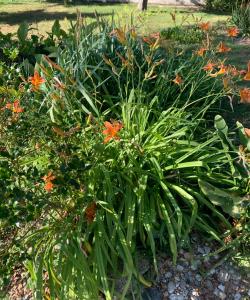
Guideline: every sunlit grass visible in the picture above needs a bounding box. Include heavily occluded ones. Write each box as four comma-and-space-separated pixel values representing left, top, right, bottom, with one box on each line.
0, 1, 229, 35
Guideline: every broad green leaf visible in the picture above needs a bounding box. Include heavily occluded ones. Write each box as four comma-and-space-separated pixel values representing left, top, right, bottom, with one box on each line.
17, 22, 29, 43
199, 180, 244, 218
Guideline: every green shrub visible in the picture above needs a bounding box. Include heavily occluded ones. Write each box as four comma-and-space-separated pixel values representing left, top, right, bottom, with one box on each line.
161, 26, 204, 45
0, 18, 249, 299
232, 3, 250, 36
205, 0, 250, 11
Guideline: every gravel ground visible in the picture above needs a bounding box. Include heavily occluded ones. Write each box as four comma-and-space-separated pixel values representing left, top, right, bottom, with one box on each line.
6, 235, 250, 300
142, 235, 250, 300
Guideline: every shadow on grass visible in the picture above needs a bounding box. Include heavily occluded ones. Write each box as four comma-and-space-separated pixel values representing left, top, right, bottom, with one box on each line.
0, 9, 111, 25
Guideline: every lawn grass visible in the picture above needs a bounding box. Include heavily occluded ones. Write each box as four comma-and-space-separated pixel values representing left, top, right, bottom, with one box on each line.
0, 1, 229, 35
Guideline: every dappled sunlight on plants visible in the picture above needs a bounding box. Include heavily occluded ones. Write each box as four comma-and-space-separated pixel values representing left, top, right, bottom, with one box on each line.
0, 9, 249, 300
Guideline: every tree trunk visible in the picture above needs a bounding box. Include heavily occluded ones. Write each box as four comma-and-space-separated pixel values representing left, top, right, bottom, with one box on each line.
138, 0, 148, 11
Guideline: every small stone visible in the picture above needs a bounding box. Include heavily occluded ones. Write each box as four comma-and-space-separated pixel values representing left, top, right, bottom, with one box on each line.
197, 246, 204, 254
142, 287, 163, 300
191, 289, 199, 297
218, 270, 230, 282
176, 265, 184, 272
191, 262, 198, 271
206, 281, 213, 290
195, 274, 202, 282
168, 281, 176, 294
169, 295, 184, 300
218, 284, 225, 292
165, 272, 172, 279
208, 268, 216, 276
179, 280, 187, 289
248, 289, 250, 296
183, 252, 192, 260
234, 293, 241, 300
218, 292, 226, 300
214, 288, 219, 296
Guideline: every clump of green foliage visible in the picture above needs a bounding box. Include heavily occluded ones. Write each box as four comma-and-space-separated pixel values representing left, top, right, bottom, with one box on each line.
205, 0, 249, 12
232, 2, 250, 36
0, 16, 249, 300
161, 26, 204, 45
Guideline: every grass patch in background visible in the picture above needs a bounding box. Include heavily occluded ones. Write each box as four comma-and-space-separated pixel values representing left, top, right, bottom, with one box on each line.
0, 1, 229, 35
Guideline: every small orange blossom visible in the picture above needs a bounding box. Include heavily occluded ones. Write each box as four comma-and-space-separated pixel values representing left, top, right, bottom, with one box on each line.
102, 120, 123, 144
173, 74, 183, 85
199, 22, 211, 31
203, 61, 216, 72
217, 42, 231, 53
227, 27, 239, 37
42, 171, 56, 192
28, 71, 46, 89
196, 47, 207, 57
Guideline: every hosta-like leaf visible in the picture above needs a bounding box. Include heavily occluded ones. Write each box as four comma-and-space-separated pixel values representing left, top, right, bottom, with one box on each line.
198, 179, 244, 218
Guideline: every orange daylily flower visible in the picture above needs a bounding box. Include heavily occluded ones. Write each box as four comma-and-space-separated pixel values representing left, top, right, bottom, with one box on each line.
13, 100, 24, 113
110, 28, 126, 44
44, 181, 54, 192
173, 74, 183, 85
130, 27, 137, 39
244, 128, 250, 138
5, 103, 12, 110
102, 120, 123, 144
240, 88, 250, 104
196, 47, 207, 57
243, 61, 250, 81
85, 202, 97, 223
227, 27, 239, 37
228, 66, 239, 77
2, 100, 24, 113
42, 171, 56, 192
210, 65, 228, 77
203, 61, 216, 71
28, 71, 46, 89
217, 42, 231, 53
199, 22, 211, 31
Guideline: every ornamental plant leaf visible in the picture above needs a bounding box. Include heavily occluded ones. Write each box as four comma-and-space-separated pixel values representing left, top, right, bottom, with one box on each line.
198, 179, 244, 218
17, 22, 29, 43
52, 20, 61, 37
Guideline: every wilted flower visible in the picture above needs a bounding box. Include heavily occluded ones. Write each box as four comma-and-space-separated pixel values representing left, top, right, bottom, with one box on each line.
243, 61, 250, 81
244, 128, 250, 138
85, 202, 97, 223
240, 88, 250, 103
217, 42, 231, 53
